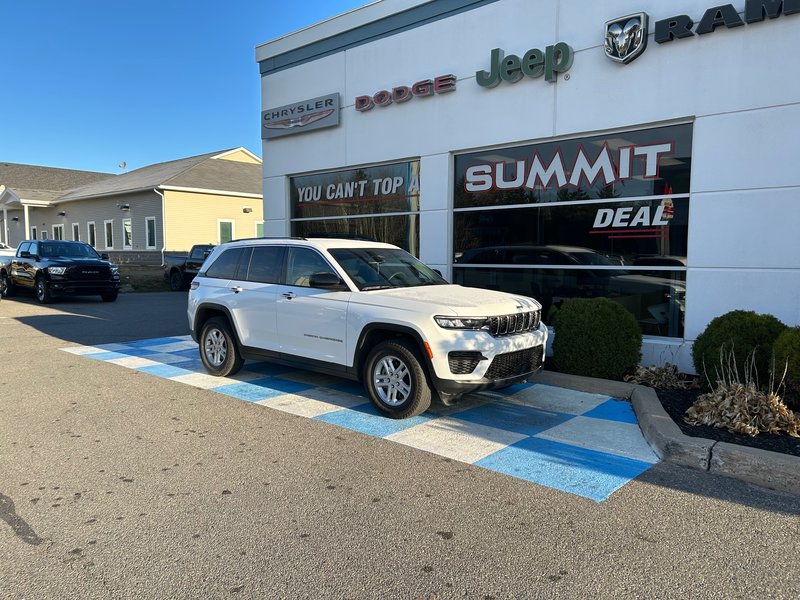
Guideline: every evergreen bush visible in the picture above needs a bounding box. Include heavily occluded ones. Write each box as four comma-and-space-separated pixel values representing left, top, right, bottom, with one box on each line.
692, 310, 787, 390
552, 297, 641, 380
774, 326, 800, 409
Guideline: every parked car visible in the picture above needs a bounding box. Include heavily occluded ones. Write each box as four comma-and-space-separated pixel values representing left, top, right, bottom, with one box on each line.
163, 244, 215, 291
0, 241, 16, 257
188, 238, 547, 419
0, 240, 120, 303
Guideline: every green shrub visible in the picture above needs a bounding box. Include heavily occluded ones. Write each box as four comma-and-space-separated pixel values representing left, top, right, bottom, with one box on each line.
552, 297, 641, 380
692, 310, 787, 390
774, 326, 800, 409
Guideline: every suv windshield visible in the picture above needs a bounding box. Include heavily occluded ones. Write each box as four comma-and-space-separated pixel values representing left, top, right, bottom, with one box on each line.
39, 243, 101, 259
329, 248, 447, 291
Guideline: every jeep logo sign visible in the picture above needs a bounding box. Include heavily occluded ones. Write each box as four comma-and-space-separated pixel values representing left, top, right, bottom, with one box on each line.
476, 43, 573, 87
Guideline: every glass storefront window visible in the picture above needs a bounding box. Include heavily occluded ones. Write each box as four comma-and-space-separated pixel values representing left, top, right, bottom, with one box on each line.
455, 124, 692, 208
290, 160, 421, 255
292, 215, 419, 255
453, 123, 692, 338
290, 161, 420, 219
454, 267, 686, 337
454, 197, 688, 266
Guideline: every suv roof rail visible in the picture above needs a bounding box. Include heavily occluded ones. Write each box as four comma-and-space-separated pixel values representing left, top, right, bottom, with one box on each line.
226, 236, 307, 244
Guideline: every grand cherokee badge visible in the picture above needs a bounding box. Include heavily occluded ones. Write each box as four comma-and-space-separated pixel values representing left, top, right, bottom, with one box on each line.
604, 13, 648, 64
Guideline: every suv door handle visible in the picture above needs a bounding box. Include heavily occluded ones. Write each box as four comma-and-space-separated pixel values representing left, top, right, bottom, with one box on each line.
282, 292, 296, 300
231, 286, 244, 293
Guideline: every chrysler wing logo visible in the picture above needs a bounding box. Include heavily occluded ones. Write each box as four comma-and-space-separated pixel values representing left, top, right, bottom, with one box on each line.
261, 93, 340, 140
604, 13, 648, 64
263, 109, 335, 130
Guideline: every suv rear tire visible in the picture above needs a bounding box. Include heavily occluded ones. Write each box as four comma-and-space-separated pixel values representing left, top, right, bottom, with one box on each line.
199, 316, 244, 377
364, 339, 431, 419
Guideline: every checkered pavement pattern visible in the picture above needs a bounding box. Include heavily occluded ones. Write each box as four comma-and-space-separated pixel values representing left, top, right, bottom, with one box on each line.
62, 335, 659, 502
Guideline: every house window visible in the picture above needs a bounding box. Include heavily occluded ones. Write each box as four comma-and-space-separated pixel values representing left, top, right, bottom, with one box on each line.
72, 223, 80, 241
87, 222, 96, 247
145, 217, 156, 249
218, 219, 234, 244
104, 219, 114, 249
255, 221, 264, 238
41, 231, 48, 240
122, 218, 132, 249
52, 224, 64, 240
30, 226, 37, 240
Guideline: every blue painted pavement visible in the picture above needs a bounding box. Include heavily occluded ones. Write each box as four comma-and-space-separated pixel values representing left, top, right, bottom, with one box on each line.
62, 335, 659, 502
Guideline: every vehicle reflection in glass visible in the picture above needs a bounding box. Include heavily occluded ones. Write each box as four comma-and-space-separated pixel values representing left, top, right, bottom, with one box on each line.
454, 245, 685, 337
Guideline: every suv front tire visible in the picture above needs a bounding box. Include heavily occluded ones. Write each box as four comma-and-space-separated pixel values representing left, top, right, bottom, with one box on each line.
364, 339, 432, 419
199, 317, 244, 377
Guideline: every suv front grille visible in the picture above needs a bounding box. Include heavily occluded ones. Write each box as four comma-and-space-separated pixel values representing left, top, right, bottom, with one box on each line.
485, 346, 544, 380
488, 311, 540, 336
448, 351, 484, 375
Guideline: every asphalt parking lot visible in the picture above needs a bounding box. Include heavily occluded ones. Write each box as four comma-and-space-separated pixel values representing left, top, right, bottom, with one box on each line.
2, 292, 799, 599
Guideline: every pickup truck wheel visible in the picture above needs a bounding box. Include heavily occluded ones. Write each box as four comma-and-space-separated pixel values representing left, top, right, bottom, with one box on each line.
0, 272, 10, 298
199, 317, 244, 377
35, 276, 53, 304
364, 339, 431, 419
101, 291, 118, 302
169, 270, 185, 292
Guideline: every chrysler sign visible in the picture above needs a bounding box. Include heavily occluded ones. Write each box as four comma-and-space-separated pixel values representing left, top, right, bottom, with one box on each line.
261, 93, 340, 139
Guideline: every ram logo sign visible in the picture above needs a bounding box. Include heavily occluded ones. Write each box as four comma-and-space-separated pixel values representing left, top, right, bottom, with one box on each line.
604, 13, 649, 64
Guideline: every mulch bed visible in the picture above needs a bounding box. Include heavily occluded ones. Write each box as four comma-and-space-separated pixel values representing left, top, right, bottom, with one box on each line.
656, 387, 800, 458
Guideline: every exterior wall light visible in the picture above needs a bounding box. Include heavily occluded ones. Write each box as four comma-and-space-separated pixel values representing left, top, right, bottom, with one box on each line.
58, 211, 67, 216
243, 207, 253, 213
120, 204, 130, 211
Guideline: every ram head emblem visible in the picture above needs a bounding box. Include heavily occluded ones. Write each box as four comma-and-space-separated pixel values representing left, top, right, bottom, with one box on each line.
604, 13, 649, 64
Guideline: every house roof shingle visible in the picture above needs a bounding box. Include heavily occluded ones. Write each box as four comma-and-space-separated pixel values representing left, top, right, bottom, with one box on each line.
0, 162, 115, 193
1, 149, 262, 206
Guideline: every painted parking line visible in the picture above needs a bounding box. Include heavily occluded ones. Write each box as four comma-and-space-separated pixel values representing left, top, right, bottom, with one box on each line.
62, 336, 659, 502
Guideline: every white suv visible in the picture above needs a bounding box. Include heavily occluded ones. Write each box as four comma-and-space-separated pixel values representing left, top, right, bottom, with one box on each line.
187, 238, 547, 419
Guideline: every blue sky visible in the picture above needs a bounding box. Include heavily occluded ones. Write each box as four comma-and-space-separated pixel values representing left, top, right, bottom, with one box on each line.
0, 0, 367, 173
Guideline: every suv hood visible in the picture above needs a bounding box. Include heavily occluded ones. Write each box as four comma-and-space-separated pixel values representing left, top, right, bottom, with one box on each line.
352, 284, 541, 316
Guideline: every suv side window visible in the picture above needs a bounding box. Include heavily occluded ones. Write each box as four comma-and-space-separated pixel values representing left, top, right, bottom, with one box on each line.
29, 242, 39, 257
286, 247, 336, 287
246, 246, 285, 284
205, 248, 245, 280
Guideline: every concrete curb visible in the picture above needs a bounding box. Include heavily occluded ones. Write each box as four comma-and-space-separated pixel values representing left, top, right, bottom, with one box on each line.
531, 371, 800, 496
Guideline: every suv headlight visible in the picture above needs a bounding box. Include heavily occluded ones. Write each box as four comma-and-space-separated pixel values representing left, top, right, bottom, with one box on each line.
48, 267, 67, 275
434, 316, 489, 330
110, 265, 119, 276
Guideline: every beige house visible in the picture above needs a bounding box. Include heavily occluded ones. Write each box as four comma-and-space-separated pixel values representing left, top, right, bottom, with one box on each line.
0, 148, 263, 264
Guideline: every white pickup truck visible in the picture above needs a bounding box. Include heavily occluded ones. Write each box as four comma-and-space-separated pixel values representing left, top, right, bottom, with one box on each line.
188, 238, 547, 418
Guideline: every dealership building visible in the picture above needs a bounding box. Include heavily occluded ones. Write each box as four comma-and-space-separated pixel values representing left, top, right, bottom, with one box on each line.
256, 0, 800, 373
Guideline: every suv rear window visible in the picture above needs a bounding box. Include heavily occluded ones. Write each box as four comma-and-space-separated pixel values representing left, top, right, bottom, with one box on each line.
246, 246, 285, 284
205, 248, 246, 280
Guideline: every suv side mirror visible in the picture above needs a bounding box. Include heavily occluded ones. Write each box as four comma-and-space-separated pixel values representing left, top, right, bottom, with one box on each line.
309, 272, 348, 291
19, 250, 31, 259
101, 253, 110, 260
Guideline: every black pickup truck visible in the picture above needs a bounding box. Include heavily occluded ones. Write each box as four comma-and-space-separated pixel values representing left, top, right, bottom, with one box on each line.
163, 244, 214, 291
0, 239, 120, 303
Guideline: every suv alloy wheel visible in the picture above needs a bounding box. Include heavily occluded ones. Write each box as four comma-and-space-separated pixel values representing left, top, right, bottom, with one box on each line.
364, 339, 432, 419
199, 316, 244, 377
